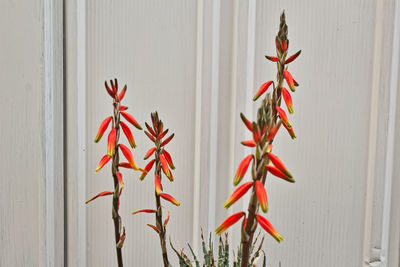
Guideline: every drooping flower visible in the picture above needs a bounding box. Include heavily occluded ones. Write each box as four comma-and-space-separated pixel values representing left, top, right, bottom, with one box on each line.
120, 121, 136, 148
276, 106, 291, 128
215, 211, 245, 235
155, 174, 162, 195
119, 144, 139, 170
159, 154, 171, 179
233, 155, 254, 186
256, 215, 283, 243
255, 181, 268, 213
121, 111, 142, 130
253, 81, 273, 101
94, 116, 112, 143
267, 152, 292, 178
85, 191, 113, 204
266, 165, 295, 183
107, 128, 117, 157
224, 181, 253, 209
162, 149, 175, 170
139, 159, 155, 180
283, 69, 295, 92
281, 87, 293, 114
96, 154, 111, 172
160, 193, 180, 206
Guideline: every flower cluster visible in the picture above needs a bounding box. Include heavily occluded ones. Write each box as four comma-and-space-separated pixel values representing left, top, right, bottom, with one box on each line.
131, 111, 179, 267
215, 12, 301, 267
86, 79, 142, 266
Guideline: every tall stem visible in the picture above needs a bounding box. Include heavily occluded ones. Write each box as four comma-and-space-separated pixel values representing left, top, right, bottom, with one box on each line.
154, 145, 170, 267
112, 100, 123, 267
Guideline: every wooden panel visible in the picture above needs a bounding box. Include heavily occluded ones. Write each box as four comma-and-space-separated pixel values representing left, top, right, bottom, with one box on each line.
0, 1, 46, 266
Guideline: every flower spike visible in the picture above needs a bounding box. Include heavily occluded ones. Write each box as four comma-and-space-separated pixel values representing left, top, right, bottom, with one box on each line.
234, 155, 254, 186
94, 116, 112, 143
281, 87, 294, 114
266, 165, 295, 183
120, 121, 136, 148
96, 155, 111, 172
253, 81, 273, 101
256, 215, 283, 243
121, 111, 142, 130
255, 181, 268, 213
160, 193, 180, 206
119, 144, 139, 170
224, 181, 253, 209
85, 191, 113, 204
283, 69, 296, 92
215, 212, 245, 235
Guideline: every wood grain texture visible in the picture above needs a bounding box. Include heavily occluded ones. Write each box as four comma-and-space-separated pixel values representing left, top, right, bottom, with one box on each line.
0, 1, 46, 266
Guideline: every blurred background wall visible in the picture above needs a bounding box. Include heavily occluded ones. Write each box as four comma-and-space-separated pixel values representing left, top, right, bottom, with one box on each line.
1, 0, 400, 266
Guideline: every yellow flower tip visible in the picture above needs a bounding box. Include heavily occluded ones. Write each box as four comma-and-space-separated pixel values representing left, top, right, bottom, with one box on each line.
275, 234, 284, 243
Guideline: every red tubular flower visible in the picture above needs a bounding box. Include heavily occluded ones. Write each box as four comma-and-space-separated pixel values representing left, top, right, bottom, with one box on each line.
215, 211, 245, 235
120, 105, 128, 111
267, 121, 281, 142
240, 113, 253, 132
255, 181, 268, 213
96, 155, 111, 172
155, 174, 163, 195
281, 87, 294, 114
119, 144, 139, 170
283, 69, 295, 92
162, 150, 175, 170
120, 121, 136, 148
234, 155, 254, 186
253, 81, 273, 101
145, 122, 156, 137
163, 211, 170, 226
94, 116, 112, 143
160, 134, 174, 147
117, 85, 127, 101
159, 154, 171, 179
140, 159, 155, 180
160, 193, 180, 206
265, 55, 280, 62
267, 152, 292, 178
104, 81, 115, 98
119, 162, 132, 169
107, 128, 116, 157
285, 50, 301, 64
276, 106, 291, 128
157, 129, 169, 140
85, 191, 113, 204
166, 171, 174, 182
147, 224, 161, 234
144, 147, 156, 160
223, 181, 253, 209
256, 215, 283, 243
282, 120, 296, 139
266, 165, 295, 183
121, 111, 142, 130
241, 140, 256, 147
131, 209, 156, 215
117, 172, 124, 189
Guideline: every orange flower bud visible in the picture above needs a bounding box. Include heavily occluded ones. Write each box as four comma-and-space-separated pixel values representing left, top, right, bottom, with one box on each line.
120, 121, 136, 148
266, 165, 295, 183
119, 144, 139, 170
255, 181, 268, 213
85, 191, 113, 204
283, 69, 295, 92
155, 174, 162, 195
157, 129, 169, 140
117, 85, 127, 102
110, 79, 118, 94
131, 209, 156, 215
233, 155, 254, 186
256, 215, 283, 243
281, 87, 293, 114
267, 152, 292, 178
276, 106, 291, 128
147, 224, 161, 234
121, 111, 142, 130
265, 55, 279, 62
144, 147, 156, 160
160, 193, 180, 206
284, 50, 301, 64
94, 116, 112, 143
162, 149, 175, 170
104, 81, 115, 98
160, 133, 174, 147
253, 81, 273, 101
240, 113, 253, 132
215, 211, 245, 235
145, 122, 156, 137
159, 154, 171, 179
107, 128, 116, 157
96, 155, 111, 172
120, 105, 128, 111
140, 159, 155, 180
241, 140, 256, 147
224, 181, 253, 209
282, 120, 296, 139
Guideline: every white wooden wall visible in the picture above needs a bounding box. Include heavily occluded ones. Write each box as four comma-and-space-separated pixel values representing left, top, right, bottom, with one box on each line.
1, 0, 399, 266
